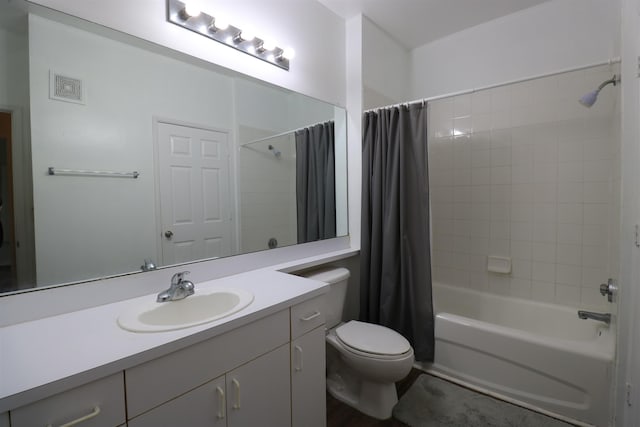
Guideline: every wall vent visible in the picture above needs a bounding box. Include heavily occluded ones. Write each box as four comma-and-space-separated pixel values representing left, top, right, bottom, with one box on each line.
49, 70, 85, 104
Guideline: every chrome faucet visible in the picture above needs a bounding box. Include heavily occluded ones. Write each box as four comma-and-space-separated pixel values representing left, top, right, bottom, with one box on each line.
157, 271, 195, 302
578, 310, 611, 325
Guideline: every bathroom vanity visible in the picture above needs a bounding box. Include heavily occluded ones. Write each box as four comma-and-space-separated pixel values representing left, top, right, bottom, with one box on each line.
0, 269, 329, 427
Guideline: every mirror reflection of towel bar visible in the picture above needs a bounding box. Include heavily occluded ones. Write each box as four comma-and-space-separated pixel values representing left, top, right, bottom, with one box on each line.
48, 167, 139, 179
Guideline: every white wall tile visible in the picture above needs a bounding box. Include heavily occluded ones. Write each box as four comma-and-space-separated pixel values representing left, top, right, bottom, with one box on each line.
534, 203, 557, 223
556, 264, 581, 285
511, 221, 533, 241
555, 284, 580, 306
534, 163, 558, 183
512, 259, 532, 279
557, 223, 582, 245
582, 224, 607, 246
558, 203, 583, 224
427, 69, 618, 308
556, 244, 582, 265
532, 242, 556, 263
511, 240, 533, 260
558, 162, 582, 182
453, 220, 473, 237
532, 222, 556, 243
583, 160, 610, 182
532, 261, 556, 282
472, 91, 492, 114
582, 245, 608, 269
470, 220, 491, 238
472, 149, 491, 168
511, 184, 534, 203
511, 203, 533, 222
510, 278, 532, 298
491, 166, 511, 185
471, 168, 491, 186
491, 147, 511, 166
558, 182, 583, 203
533, 183, 557, 203
454, 94, 472, 117
531, 281, 555, 303
583, 203, 609, 225
583, 182, 609, 203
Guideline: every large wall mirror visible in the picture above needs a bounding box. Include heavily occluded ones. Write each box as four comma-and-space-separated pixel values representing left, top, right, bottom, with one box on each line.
0, 1, 348, 295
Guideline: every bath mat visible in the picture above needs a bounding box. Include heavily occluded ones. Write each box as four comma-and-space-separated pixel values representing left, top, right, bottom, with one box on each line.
393, 374, 575, 427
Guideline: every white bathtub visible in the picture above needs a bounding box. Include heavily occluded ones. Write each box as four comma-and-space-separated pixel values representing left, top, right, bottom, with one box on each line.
419, 283, 615, 427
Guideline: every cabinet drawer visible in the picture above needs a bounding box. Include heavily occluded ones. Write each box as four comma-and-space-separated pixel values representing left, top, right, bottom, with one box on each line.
11, 373, 125, 427
126, 309, 289, 418
128, 376, 226, 427
291, 295, 325, 340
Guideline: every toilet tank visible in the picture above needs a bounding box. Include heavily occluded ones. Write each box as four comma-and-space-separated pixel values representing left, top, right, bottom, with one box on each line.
301, 267, 350, 329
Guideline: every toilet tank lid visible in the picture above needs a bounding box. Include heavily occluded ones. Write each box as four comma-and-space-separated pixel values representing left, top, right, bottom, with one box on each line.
336, 320, 411, 355
301, 267, 350, 284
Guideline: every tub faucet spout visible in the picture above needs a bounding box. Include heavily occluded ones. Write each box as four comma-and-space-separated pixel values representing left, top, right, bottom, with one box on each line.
577, 310, 611, 325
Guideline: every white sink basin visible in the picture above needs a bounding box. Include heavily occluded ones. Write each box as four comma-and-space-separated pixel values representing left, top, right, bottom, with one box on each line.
118, 287, 254, 332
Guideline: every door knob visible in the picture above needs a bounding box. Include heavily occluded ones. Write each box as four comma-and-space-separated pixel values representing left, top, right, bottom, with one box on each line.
164, 230, 173, 239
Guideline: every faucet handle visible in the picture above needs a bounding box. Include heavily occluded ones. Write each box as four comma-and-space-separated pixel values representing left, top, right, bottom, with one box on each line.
171, 271, 191, 285
600, 278, 617, 303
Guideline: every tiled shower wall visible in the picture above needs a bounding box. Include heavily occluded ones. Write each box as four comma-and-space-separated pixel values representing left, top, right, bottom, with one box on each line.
428, 64, 620, 311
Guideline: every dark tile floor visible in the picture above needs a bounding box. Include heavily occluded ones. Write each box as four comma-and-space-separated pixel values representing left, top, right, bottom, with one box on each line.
326, 368, 421, 427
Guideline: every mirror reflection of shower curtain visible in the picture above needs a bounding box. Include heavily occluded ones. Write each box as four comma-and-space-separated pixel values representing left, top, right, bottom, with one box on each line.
295, 121, 336, 243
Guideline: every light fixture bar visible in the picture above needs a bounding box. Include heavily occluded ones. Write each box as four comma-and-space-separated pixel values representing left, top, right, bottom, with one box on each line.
167, 0, 290, 71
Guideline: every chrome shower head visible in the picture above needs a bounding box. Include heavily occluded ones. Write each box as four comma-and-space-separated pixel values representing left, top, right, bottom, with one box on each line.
268, 144, 281, 158
579, 74, 619, 108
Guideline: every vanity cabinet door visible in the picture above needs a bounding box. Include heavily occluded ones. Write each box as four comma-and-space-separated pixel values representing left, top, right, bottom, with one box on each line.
128, 376, 226, 427
10, 372, 125, 427
291, 326, 326, 427
0, 412, 9, 427
226, 344, 291, 427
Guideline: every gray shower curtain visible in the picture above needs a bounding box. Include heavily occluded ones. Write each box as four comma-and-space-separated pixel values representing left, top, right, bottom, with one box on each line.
360, 103, 434, 362
295, 121, 336, 244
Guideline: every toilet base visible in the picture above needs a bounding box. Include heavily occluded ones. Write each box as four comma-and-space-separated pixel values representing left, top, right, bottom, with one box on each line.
327, 369, 399, 420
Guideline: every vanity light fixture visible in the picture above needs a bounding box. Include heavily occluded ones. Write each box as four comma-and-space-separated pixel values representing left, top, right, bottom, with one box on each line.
167, 0, 291, 71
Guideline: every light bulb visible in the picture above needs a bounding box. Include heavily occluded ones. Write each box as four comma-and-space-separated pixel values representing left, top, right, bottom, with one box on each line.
183, 3, 201, 18
215, 17, 229, 31
240, 29, 255, 42
261, 40, 276, 51
281, 48, 295, 60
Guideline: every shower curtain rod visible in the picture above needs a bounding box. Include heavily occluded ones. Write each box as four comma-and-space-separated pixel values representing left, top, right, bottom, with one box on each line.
240, 120, 334, 147
364, 57, 622, 113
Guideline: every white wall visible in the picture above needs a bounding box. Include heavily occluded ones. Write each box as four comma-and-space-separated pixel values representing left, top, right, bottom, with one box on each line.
362, 17, 410, 109
28, 0, 347, 108
29, 14, 235, 285
411, 0, 621, 99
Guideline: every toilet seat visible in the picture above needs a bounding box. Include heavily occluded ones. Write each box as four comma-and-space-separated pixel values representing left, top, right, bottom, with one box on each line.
335, 321, 411, 359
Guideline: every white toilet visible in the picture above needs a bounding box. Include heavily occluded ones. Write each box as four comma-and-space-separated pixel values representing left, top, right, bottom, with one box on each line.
302, 267, 415, 420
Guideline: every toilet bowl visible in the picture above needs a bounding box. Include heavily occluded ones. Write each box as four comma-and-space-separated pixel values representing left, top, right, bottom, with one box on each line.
300, 267, 415, 420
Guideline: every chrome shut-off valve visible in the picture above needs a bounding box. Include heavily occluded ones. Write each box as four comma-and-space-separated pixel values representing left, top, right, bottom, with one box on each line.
600, 278, 617, 303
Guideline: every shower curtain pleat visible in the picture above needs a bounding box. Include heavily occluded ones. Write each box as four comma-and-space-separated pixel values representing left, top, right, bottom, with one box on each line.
295, 121, 336, 243
360, 103, 434, 362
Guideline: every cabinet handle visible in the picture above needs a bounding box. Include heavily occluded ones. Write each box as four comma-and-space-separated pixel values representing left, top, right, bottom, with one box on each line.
46, 406, 101, 427
300, 311, 321, 322
232, 378, 241, 409
216, 386, 226, 419
294, 345, 304, 372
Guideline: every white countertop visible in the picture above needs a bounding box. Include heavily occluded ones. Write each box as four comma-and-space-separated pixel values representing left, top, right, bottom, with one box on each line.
0, 268, 330, 412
